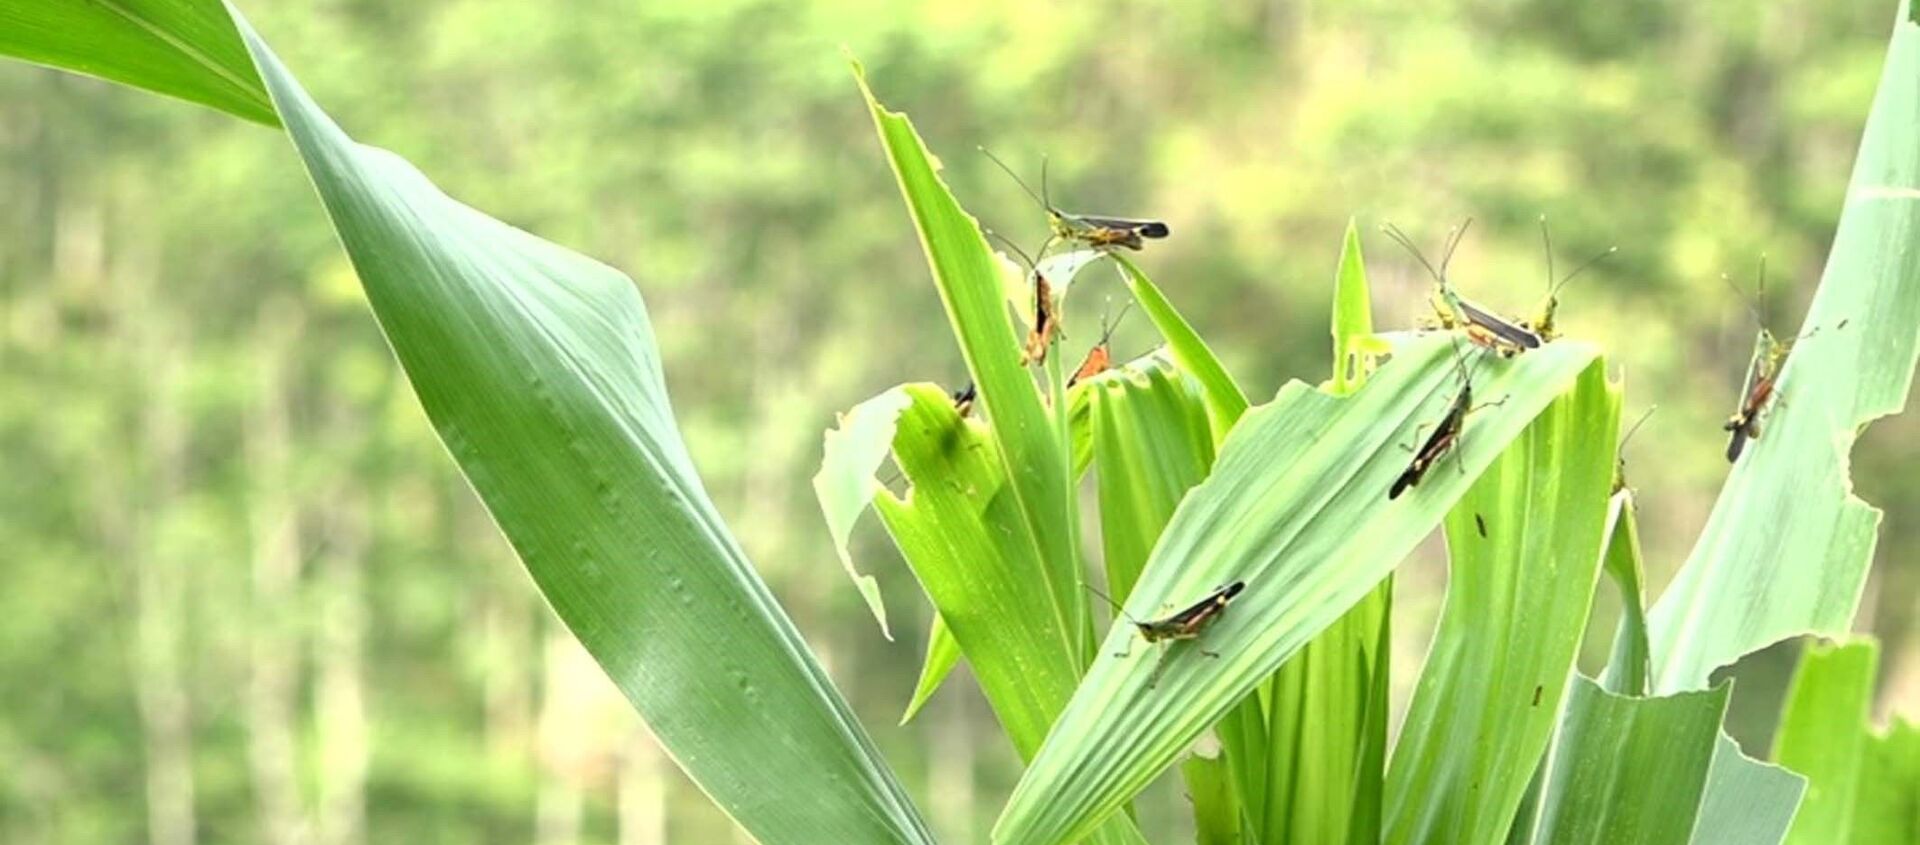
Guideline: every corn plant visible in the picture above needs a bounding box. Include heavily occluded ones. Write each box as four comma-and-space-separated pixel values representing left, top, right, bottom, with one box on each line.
3, 1, 1917, 843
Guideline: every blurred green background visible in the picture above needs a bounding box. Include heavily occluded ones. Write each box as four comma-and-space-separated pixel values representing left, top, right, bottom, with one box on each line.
1, 0, 1914, 842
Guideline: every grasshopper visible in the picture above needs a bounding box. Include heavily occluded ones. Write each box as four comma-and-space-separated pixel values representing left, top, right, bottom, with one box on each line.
1068, 299, 1134, 388
981, 147, 1169, 253
1087, 581, 1245, 689
1721, 259, 1799, 463
987, 230, 1063, 365
1527, 214, 1617, 342
1390, 340, 1507, 500
1384, 219, 1544, 356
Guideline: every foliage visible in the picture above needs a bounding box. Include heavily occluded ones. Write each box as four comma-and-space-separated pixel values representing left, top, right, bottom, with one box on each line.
1, 1, 1918, 844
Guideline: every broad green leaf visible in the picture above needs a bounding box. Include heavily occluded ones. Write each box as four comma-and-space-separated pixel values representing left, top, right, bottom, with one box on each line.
1181, 749, 1243, 845
1530, 678, 1730, 845
814, 385, 913, 638
235, 17, 932, 844
1089, 354, 1215, 600
900, 614, 961, 725
1222, 220, 1389, 845
1852, 718, 1920, 844
868, 384, 1147, 845
1112, 255, 1250, 438
1598, 490, 1653, 695
0, 0, 274, 124
1775, 638, 1879, 844
858, 67, 1089, 675
993, 336, 1601, 845
1385, 365, 1619, 845
1647, 1, 1920, 694
857, 75, 1154, 844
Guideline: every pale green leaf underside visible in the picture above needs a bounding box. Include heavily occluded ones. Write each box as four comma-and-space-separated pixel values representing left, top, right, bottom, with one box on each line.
1648, 2, 1920, 695
814, 386, 914, 638
0, 0, 274, 124
235, 16, 932, 844
994, 336, 1601, 845
1688, 735, 1804, 845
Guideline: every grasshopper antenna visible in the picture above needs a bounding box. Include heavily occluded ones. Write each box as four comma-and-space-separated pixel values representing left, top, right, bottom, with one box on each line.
1382, 222, 1447, 285
1439, 217, 1474, 280
1554, 246, 1617, 297
1620, 405, 1657, 451
1040, 153, 1052, 211
1082, 582, 1141, 625
1099, 297, 1134, 346
1720, 259, 1769, 330
1541, 214, 1556, 294
979, 146, 1049, 213
983, 227, 1039, 275
1449, 334, 1481, 384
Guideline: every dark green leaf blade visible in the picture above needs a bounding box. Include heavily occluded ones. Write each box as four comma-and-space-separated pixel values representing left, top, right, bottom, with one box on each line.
235, 17, 932, 843
0, 0, 274, 124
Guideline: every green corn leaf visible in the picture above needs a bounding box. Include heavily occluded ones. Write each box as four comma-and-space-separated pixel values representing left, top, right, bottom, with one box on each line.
1384, 365, 1620, 844
1851, 718, 1920, 844
1646, 0, 1920, 695
0, 0, 274, 124
1221, 219, 1389, 845
1112, 255, 1250, 438
1181, 750, 1244, 845
1089, 353, 1216, 601
1775, 639, 1880, 844
857, 65, 1090, 678
1529, 678, 1731, 845
814, 385, 913, 638
231, 14, 933, 844
900, 614, 962, 725
869, 383, 1147, 845
993, 337, 1601, 845
1598, 490, 1653, 695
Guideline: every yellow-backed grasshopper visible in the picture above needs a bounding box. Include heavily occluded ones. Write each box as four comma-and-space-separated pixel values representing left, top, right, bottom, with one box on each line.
982, 147, 1168, 253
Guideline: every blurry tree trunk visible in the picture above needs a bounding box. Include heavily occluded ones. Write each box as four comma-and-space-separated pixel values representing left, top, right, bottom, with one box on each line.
313, 488, 368, 845
245, 302, 313, 845
480, 567, 536, 761
534, 627, 594, 845
617, 724, 668, 845
111, 226, 199, 845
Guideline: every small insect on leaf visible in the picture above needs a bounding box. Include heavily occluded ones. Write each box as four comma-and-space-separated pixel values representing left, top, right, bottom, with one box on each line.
1474, 513, 1488, 538
1530, 214, 1616, 342
1384, 219, 1543, 357
1390, 339, 1508, 500
1068, 299, 1134, 388
1719, 258, 1796, 464
1085, 581, 1246, 689
980, 147, 1169, 253
950, 380, 977, 418
1613, 405, 1656, 493
987, 230, 1063, 365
